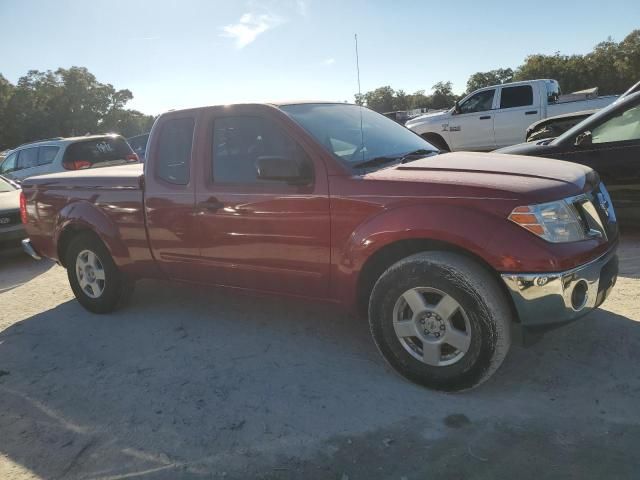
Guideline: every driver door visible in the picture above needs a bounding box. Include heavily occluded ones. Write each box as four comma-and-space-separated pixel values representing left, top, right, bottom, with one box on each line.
449, 88, 497, 151
192, 106, 331, 298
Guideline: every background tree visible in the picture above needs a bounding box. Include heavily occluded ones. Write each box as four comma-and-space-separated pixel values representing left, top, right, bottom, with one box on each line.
0, 67, 154, 150
465, 68, 514, 93
355, 29, 639, 113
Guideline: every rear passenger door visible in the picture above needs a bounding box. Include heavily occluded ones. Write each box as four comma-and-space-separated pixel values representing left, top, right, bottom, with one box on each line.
144, 113, 201, 281
493, 84, 541, 148
193, 105, 331, 298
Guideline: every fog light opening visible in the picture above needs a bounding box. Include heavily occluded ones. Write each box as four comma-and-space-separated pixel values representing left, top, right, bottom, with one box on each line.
571, 280, 589, 311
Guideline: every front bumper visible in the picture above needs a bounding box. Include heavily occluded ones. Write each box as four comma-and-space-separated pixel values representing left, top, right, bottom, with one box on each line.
501, 248, 618, 329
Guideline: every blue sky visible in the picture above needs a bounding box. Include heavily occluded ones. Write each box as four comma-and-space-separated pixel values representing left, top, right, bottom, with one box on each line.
1, 0, 639, 115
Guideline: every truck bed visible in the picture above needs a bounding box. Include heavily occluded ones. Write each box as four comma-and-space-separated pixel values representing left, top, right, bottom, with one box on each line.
22, 164, 154, 273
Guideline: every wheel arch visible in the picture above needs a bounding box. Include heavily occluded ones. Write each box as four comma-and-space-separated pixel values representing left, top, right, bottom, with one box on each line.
355, 237, 519, 323
54, 201, 129, 269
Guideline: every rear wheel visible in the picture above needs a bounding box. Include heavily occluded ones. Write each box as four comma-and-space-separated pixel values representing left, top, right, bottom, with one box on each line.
368, 251, 511, 391
66, 232, 133, 313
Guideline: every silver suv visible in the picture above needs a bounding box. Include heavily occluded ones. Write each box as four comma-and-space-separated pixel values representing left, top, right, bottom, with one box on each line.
0, 135, 138, 181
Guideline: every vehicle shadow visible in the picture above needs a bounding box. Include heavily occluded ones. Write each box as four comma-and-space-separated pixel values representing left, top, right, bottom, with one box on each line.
0, 249, 54, 293
1, 277, 639, 479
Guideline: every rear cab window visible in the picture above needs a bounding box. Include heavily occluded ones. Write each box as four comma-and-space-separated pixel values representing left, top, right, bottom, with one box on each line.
500, 85, 534, 109
63, 136, 136, 170
156, 118, 194, 185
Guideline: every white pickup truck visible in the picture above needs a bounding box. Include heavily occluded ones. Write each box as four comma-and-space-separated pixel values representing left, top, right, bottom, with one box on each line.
405, 79, 618, 151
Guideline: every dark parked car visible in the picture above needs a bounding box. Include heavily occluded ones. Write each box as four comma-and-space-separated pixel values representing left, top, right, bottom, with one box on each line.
526, 109, 595, 142
0, 175, 26, 249
497, 91, 640, 225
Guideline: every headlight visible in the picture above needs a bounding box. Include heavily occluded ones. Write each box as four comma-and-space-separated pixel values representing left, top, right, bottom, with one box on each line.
509, 199, 586, 243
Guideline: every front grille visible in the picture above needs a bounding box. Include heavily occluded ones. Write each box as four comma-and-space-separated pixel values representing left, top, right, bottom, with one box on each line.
0, 210, 20, 227
569, 183, 618, 241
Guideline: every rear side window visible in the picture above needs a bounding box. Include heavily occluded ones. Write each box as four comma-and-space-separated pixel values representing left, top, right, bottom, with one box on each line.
156, 118, 194, 185
38, 146, 59, 165
500, 85, 534, 108
17, 148, 39, 169
63, 137, 134, 169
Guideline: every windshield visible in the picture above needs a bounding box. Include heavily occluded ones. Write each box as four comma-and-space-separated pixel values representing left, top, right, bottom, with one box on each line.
553, 92, 640, 145
280, 103, 436, 169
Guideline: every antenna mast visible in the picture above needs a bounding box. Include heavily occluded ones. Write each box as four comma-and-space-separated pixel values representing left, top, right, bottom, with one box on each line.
355, 34, 365, 160
355, 34, 362, 98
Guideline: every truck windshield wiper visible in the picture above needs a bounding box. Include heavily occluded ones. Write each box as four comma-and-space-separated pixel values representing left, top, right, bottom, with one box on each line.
398, 149, 439, 163
352, 149, 438, 170
351, 155, 399, 170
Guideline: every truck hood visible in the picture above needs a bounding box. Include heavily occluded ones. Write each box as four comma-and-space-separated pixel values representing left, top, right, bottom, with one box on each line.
363, 151, 595, 204
406, 109, 451, 126
21, 163, 144, 190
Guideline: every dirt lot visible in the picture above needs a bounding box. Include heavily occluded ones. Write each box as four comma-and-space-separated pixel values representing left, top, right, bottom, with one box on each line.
1, 235, 639, 480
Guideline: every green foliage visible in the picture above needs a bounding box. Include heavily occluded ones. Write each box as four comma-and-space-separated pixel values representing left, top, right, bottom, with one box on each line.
514, 30, 639, 95
357, 29, 640, 112
356, 82, 461, 113
0, 67, 154, 149
466, 68, 514, 93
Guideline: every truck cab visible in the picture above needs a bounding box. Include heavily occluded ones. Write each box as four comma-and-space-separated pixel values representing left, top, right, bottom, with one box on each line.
406, 79, 618, 151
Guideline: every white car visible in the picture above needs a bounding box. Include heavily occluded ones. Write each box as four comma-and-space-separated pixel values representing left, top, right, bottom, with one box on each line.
0, 135, 139, 181
406, 79, 618, 151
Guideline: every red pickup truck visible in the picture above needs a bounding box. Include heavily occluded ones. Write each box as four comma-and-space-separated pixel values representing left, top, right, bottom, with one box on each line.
20, 102, 619, 391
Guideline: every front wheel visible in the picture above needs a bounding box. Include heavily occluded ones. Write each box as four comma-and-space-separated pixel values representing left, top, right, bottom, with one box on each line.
66, 232, 134, 313
368, 251, 511, 392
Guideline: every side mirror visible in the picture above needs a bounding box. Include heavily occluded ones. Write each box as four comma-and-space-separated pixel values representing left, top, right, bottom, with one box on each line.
453, 101, 461, 115
256, 155, 311, 185
574, 130, 593, 147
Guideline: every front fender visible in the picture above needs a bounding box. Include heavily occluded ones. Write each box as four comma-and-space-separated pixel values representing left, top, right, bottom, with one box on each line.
332, 203, 501, 307
54, 200, 131, 267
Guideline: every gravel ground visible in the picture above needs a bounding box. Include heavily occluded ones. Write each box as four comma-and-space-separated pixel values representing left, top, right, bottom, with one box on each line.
0, 235, 639, 480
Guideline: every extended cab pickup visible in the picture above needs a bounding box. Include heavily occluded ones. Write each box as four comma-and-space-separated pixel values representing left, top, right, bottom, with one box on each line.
20, 102, 619, 391
406, 79, 618, 151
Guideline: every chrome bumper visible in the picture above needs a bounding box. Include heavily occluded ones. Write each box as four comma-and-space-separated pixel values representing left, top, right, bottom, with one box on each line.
501, 249, 618, 328
21, 238, 42, 260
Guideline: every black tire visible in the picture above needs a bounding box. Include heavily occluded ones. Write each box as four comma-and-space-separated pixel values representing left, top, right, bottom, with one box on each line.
422, 134, 450, 152
368, 251, 511, 392
65, 232, 134, 314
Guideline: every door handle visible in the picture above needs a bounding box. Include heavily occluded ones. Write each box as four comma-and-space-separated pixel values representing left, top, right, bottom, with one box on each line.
199, 197, 225, 212
525, 110, 538, 115
479, 115, 491, 120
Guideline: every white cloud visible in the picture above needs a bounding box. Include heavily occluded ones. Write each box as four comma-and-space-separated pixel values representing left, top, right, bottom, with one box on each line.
322, 57, 335, 66
221, 12, 283, 49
